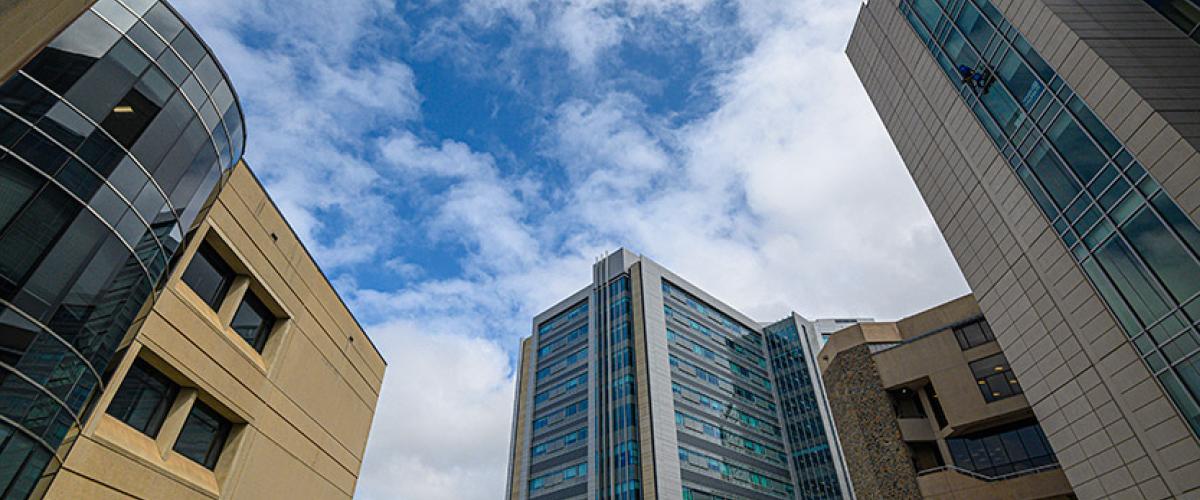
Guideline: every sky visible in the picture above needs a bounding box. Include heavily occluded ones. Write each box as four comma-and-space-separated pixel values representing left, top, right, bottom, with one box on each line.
171, 0, 971, 498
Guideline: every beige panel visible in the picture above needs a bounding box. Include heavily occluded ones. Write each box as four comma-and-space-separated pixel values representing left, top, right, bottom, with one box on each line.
51, 162, 386, 499
0, 0, 93, 80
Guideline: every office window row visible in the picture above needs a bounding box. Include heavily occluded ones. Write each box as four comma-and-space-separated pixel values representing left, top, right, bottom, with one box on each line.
106, 359, 232, 469
180, 241, 278, 353
947, 420, 1056, 477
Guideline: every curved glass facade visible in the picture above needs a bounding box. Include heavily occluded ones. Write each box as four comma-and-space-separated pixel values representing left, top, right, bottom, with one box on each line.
899, 0, 1200, 437
0, 0, 243, 495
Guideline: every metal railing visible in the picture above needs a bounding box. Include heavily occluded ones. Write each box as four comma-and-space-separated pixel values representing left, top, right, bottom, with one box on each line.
916, 463, 1061, 482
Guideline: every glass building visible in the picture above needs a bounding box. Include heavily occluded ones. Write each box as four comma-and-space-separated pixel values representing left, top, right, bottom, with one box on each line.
848, 0, 1200, 497
505, 249, 857, 499
0, 0, 243, 496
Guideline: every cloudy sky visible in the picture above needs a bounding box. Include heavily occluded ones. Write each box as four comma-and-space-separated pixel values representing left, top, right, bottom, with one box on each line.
172, 0, 970, 498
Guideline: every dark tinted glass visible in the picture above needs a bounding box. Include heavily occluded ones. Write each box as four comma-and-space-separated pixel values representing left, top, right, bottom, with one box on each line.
947, 420, 1056, 477
99, 88, 162, 148
970, 353, 1022, 402
230, 292, 275, 352
172, 401, 230, 469
954, 320, 996, 350
106, 359, 178, 437
180, 243, 232, 309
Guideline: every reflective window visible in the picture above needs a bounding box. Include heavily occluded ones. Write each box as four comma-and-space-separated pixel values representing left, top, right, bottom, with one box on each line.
172, 400, 231, 469
230, 291, 275, 353
947, 420, 1056, 476
970, 353, 1022, 402
180, 242, 233, 310
106, 359, 178, 437
0, 1, 246, 493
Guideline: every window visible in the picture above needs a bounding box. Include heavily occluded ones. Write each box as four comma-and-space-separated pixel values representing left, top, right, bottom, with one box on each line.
229, 291, 275, 352
970, 354, 1022, 402
181, 243, 233, 309
947, 420, 1056, 476
953, 320, 995, 350
107, 359, 179, 437
173, 400, 231, 469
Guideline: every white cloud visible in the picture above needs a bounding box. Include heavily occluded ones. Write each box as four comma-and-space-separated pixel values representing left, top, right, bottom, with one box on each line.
355, 324, 515, 500
172, 0, 971, 499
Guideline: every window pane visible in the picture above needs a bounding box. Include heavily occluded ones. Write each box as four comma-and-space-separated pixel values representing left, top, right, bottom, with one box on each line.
180, 243, 232, 309
106, 359, 178, 437
230, 292, 274, 352
172, 400, 230, 469
1122, 205, 1200, 304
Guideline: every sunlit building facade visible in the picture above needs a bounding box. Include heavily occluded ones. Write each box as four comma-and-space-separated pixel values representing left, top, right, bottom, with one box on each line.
848, 0, 1200, 497
0, 1, 385, 498
506, 249, 856, 500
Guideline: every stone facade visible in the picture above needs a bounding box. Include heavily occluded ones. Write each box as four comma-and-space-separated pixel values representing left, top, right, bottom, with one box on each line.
823, 345, 921, 500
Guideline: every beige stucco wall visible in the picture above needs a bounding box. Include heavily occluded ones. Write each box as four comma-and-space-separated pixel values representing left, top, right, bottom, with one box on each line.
0, 0, 93, 81
43, 162, 386, 499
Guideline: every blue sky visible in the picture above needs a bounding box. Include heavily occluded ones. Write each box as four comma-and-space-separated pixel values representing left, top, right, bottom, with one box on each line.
173, 0, 970, 497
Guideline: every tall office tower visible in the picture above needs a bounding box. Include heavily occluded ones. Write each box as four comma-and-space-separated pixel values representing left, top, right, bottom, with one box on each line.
818, 295, 1074, 499
847, 0, 1200, 498
0, 1, 386, 498
506, 249, 856, 500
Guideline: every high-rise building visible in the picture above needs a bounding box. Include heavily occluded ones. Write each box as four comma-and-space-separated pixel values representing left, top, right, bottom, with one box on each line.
847, 0, 1200, 498
0, 1, 386, 498
818, 295, 1074, 499
506, 249, 856, 500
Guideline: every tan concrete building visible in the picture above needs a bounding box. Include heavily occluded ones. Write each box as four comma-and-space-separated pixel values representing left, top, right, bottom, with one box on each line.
38, 162, 387, 499
819, 295, 1074, 500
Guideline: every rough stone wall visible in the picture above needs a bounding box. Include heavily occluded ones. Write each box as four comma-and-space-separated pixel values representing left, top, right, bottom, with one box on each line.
823, 346, 921, 500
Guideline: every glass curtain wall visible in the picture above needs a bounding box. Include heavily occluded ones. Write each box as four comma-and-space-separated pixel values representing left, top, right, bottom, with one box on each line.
595, 275, 641, 499
764, 320, 843, 499
899, 0, 1200, 436
0, 0, 244, 496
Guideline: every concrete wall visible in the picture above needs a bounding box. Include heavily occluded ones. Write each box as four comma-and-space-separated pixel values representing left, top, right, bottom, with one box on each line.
0, 0, 93, 81
847, 1, 1200, 497
44, 162, 386, 499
